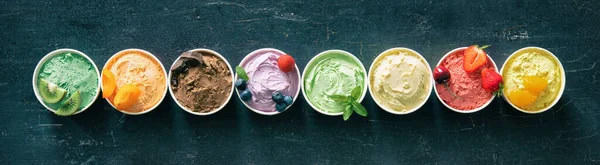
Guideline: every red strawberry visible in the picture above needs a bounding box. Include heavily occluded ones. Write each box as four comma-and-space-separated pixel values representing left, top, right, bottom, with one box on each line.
277, 54, 295, 73
463, 45, 490, 73
481, 67, 503, 96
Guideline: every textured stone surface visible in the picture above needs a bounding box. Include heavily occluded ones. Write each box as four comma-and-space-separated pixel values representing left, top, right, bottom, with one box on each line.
1, 0, 599, 164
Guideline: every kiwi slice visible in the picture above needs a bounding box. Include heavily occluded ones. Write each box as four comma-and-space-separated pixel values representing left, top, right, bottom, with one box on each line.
55, 90, 81, 116
38, 78, 66, 104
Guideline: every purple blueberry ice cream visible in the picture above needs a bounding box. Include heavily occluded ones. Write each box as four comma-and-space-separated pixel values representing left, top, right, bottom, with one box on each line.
239, 49, 300, 112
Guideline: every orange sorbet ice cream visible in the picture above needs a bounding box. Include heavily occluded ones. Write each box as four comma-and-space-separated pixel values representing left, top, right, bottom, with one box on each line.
103, 49, 167, 113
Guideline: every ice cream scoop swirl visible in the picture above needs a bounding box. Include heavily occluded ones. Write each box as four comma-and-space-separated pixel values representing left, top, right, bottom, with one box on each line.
370, 52, 431, 111
242, 51, 299, 112
304, 55, 365, 113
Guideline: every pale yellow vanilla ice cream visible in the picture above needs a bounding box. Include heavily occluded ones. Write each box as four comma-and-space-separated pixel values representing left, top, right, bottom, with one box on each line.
369, 49, 432, 112
104, 50, 167, 113
503, 48, 563, 111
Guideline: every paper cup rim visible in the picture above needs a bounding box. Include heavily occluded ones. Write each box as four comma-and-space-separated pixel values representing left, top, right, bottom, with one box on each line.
101, 49, 168, 115
301, 49, 368, 116
235, 48, 301, 115
168, 49, 235, 116
500, 46, 566, 114
368, 47, 433, 115
433, 47, 497, 114
32, 48, 101, 116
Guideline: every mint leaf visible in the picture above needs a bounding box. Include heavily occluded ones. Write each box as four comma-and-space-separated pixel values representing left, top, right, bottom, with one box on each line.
343, 104, 353, 121
330, 87, 366, 121
350, 86, 361, 100
236, 66, 249, 81
330, 95, 350, 102
352, 101, 367, 117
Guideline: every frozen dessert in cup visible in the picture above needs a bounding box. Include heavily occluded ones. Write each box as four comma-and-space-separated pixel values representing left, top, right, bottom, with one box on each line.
235, 48, 301, 115
32, 49, 101, 116
368, 48, 432, 115
302, 50, 368, 118
433, 46, 500, 113
101, 49, 167, 115
168, 49, 234, 115
501, 47, 565, 114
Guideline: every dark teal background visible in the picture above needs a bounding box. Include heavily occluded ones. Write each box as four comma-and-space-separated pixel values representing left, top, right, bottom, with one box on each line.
1, 0, 599, 164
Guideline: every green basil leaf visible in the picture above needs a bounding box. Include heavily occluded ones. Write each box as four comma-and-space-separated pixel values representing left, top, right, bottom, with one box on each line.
352, 101, 367, 117
351, 86, 361, 100
329, 95, 350, 102
343, 104, 353, 121
236, 66, 249, 81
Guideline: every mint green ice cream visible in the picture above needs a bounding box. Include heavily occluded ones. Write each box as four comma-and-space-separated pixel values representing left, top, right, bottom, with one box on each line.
37, 52, 99, 111
303, 51, 366, 113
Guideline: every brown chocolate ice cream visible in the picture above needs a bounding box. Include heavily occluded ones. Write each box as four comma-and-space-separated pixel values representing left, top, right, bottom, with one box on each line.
170, 50, 233, 113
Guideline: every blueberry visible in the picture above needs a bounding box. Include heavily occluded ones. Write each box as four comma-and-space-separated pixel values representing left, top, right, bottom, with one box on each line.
275, 102, 287, 112
271, 91, 284, 103
235, 79, 247, 90
240, 89, 252, 101
283, 96, 293, 106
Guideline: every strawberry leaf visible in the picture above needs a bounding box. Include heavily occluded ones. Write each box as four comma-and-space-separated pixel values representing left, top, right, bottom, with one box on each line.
235, 66, 249, 81
493, 83, 504, 97
479, 45, 491, 50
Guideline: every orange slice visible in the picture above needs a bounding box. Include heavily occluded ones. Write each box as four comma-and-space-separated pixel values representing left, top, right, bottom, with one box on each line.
102, 69, 117, 98
522, 76, 548, 94
113, 84, 141, 110
507, 89, 537, 108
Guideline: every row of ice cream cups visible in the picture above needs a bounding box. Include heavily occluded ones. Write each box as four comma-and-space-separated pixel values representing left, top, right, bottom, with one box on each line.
32, 47, 565, 117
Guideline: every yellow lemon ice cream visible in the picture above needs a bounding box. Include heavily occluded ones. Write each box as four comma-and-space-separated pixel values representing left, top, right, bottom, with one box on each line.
369, 49, 432, 112
104, 49, 167, 113
502, 48, 564, 111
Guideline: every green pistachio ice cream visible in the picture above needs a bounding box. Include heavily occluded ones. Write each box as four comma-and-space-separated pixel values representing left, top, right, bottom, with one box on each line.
303, 51, 366, 113
37, 52, 99, 111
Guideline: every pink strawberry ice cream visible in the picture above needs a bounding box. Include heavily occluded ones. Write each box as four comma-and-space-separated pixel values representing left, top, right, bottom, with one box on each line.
239, 49, 300, 112
435, 49, 494, 110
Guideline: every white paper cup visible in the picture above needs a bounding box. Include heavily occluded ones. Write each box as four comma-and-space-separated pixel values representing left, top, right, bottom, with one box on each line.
368, 48, 433, 115
501, 47, 566, 114
32, 49, 101, 116
433, 47, 498, 113
236, 48, 301, 115
168, 49, 234, 116
302, 50, 368, 116
102, 49, 168, 115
